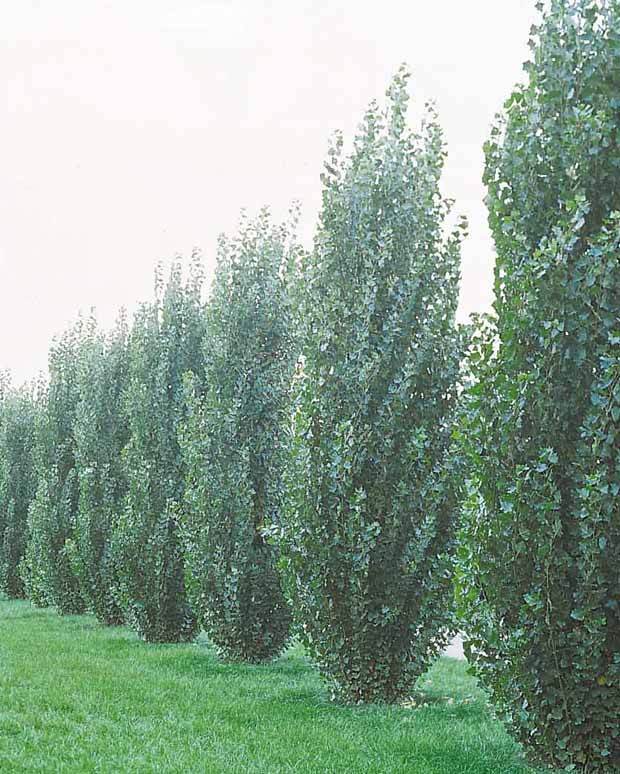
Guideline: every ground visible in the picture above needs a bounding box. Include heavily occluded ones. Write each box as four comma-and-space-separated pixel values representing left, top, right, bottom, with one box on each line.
0, 599, 552, 773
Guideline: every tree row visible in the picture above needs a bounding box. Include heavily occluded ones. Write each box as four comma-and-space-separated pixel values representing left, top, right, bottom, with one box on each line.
1, 2, 618, 770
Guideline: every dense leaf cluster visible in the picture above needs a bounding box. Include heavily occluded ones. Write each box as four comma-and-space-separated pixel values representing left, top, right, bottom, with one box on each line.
22, 322, 87, 613
111, 261, 205, 642
0, 377, 38, 598
278, 69, 466, 703
181, 211, 297, 662
457, 1, 620, 770
70, 316, 129, 626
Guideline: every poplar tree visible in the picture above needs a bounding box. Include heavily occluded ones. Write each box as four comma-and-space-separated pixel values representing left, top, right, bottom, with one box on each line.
279, 69, 465, 702
181, 211, 297, 662
70, 314, 129, 625
22, 321, 88, 613
0, 381, 38, 598
112, 261, 204, 642
457, 2, 620, 769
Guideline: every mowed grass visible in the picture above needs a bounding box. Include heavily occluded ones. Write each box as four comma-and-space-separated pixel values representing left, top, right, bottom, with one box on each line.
0, 599, 550, 774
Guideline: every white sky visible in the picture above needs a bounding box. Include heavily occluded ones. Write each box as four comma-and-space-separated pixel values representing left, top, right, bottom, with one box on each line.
1, 0, 537, 382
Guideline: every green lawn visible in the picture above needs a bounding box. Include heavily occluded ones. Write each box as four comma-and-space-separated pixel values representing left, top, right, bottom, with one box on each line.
0, 599, 550, 773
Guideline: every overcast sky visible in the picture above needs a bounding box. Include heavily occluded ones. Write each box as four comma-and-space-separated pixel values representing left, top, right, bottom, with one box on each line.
1, 0, 537, 382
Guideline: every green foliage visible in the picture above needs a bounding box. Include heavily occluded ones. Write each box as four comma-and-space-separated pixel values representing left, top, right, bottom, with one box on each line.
181, 210, 297, 662
0, 381, 38, 598
278, 69, 466, 703
456, 2, 620, 770
111, 260, 204, 643
70, 314, 129, 625
0, 371, 9, 403
21, 322, 89, 614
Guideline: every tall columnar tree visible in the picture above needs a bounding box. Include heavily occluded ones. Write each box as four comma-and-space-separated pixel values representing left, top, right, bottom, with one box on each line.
457, 2, 620, 770
0, 382, 38, 598
278, 69, 465, 703
181, 210, 297, 663
70, 314, 129, 625
112, 260, 205, 642
21, 321, 88, 613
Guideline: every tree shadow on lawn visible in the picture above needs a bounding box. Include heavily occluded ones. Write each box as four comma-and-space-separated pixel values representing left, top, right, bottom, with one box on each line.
148, 641, 488, 720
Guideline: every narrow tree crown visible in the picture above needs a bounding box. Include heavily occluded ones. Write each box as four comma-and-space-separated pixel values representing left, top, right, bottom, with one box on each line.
457, 2, 620, 769
279, 68, 465, 703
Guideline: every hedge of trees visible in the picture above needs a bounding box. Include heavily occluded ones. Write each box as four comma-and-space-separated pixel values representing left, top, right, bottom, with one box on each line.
0, 4, 618, 771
